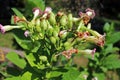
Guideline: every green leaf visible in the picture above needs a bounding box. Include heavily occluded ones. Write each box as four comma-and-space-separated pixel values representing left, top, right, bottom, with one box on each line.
5, 76, 20, 80
46, 71, 62, 79
11, 16, 14, 24
24, 0, 45, 17
106, 32, 120, 44
26, 53, 45, 70
21, 71, 39, 80
62, 68, 80, 80
6, 52, 26, 69
14, 35, 40, 52
101, 54, 120, 69
93, 73, 105, 80
103, 23, 110, 32
12, 8, 24, 18
103, 44, 113, 55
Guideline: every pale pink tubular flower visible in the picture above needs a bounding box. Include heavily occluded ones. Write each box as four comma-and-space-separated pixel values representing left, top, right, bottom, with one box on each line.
0, 24, 23, 34
44, 7, 52, 14
85, 8, 95, 19
24, 30, 30, 37
0, 24, 5, 34
32, 8, 43, 19
91, 48, 96, 59
79, 48, 96, 59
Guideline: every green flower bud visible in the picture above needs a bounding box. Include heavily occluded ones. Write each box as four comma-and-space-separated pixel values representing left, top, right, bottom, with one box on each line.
50, 36, 56, 44
53, 30, 58, 37
36, 19, 40, 27
59, 30, 68, 39
60, 15, 67, 27
36, 26, 41, 32
54, 25, 60, 33
64, 41, 72, 50
39, 56, 47, 62
46, 26, 53, 36
48, 12, 56, 26
40, 19, 48, 31
67, 13, 73, 29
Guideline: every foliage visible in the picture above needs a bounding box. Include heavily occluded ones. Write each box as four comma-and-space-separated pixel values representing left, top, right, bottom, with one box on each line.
0, 0, 120, 80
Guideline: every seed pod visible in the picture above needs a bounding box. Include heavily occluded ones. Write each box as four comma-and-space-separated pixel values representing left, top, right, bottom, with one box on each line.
60, 15, 67, 27
40, 19, 48, 31
48, 12, 56, 26
67, 13, 73, 29
50, 36, 56, 45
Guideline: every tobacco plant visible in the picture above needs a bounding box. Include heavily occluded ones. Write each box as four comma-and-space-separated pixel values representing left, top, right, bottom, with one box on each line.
0, 4, 120, 80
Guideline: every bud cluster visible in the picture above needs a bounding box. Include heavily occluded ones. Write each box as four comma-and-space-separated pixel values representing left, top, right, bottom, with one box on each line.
0, 7, 105, 59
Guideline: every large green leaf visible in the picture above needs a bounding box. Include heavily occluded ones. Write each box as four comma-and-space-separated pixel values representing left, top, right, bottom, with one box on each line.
5, 76, 20, 80
14, 35, 40, 53
106, 32, 120, 44
101, 54, 120, 69
6, 52, 26, 69
25, 0, 45, 17
12, 8, 24, 18
46, 71, 62, 79
26, 53, 45, 70
93, 73, 105, 80
62, 68, 80, 80
21, 71, 39, 80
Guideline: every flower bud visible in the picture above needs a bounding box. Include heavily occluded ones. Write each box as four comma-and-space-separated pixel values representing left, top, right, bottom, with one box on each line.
33, 8, 42, 18
63, 41, 72, 50
67, 13, 73, 29
50, 36, 56, 45
48, 12, 56, 25
59, 30, 68, 39
40, 19, 48, 31
60, 15, 67, 27
53, 30, 58, 37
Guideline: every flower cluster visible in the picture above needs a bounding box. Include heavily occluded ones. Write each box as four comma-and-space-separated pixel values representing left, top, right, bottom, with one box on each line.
0, 7, 105, 59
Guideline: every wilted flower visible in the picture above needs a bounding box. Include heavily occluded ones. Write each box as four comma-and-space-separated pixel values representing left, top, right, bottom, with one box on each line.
62, 49, 78, 59
79, 48, 96, 59
55, 49, 78, 59
13, 15, 26, 24
76, 31, 90, 38
78, 12, 90, 24
85, 34, 105, 47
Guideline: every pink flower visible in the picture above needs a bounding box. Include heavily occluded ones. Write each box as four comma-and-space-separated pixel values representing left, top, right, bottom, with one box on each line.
24, 30, 30, 37
0, 24, 5, 34
0, 24, 23, 34
32, 8, 43, 18
91, 48, 96, 59
44, 7, 52, 14
79, 48, 96, 59
85, 8, 95, 19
